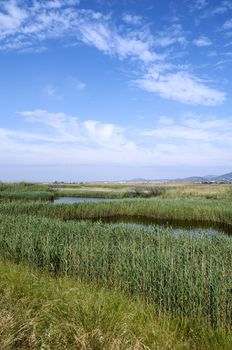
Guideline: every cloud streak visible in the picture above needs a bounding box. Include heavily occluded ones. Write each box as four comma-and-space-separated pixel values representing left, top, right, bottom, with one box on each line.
0, 0, 226, 106
0, 110, 231, 168
135, 71, 225, 106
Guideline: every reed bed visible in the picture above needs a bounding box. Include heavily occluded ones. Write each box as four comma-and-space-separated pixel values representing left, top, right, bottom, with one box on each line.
56, 186, 167, 199
0, 190, 55, 202
0, 182, 50, 192
1, 182, 231, 200
0, 213, 231, 329
1, 198, 232, 225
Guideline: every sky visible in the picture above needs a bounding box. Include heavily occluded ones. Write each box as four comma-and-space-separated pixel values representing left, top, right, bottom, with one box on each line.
0, 0, 232, 182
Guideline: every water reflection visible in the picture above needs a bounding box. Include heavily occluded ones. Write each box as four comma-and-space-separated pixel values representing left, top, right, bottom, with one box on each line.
54, 197, 232, 236
54, 197, 113, 203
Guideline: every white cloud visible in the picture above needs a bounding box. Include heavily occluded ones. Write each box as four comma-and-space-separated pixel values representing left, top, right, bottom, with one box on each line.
195, 0, 208, 10
212, 1, 232, 15
43, 84, 63, 99
135, 71, 225, 106
142, 115, 232, 142
0, 1, 226, 106
82, 120, 136, 151
17, 109, 135, 151
44, 84, 55, 97
0, 2, 158, 63
122, 14, 142, 25
223, 19, 232, 30
140, 114, 232, 166
38, 0, 80, 9
0, 110, 232, 167
0, 0, 27, 33
77, 18, 161, 63
193, 36, 212, 47
154, 24, 187, 47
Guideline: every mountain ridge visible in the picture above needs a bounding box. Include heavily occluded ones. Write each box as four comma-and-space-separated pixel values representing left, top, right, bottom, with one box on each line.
127, 172, 232, 183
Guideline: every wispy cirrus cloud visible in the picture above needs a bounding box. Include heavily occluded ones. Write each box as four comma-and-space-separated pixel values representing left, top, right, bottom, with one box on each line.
43, 84, 63, 100
194, 0, 208, 10
197, 0, 232, 20
142, 114, 232, 142
135, 70, 225, 106
154, 24, 187, 48
193, 36, 212, 47
211, 1, 232, 16
0, 0, 158, 62
0, 0, 226, 106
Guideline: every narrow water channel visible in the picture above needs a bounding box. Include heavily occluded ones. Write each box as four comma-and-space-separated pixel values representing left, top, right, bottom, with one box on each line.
54, 197, 232, 236
90, 215, 232, 237
54, 197, 113, 203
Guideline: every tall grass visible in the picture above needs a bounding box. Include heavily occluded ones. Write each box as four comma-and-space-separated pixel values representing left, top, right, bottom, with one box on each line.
56, 186, 167, 199
0, 214, 231, 329
1, 181, 232, 200
0, 190, 55, 201
1, 198, 232, 225
0, 182, 56, 201
0, 182, 50, 192
1, 259, 231, 350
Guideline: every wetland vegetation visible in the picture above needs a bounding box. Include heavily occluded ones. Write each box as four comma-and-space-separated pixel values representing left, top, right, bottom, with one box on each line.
0, 181, 231, 349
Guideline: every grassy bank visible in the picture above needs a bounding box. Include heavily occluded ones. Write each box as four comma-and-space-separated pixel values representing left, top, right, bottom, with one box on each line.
0, 214, 231, 329
0, 182, 56, 201
1, 259, 231, 350
55, 182, 232, 200
1, 198, 232, 225
0, 190, 55, 202
1, 182, 232, 201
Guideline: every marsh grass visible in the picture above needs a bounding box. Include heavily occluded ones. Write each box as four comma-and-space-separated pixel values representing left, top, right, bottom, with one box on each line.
1, 259, 231, 350
0, 191, 55, 201
1, 198, 232, 225
55, 182, 232, 200
0, 214, 231, 329
1, 182, 232, 201
0, 182, 56, 201
0, 184, 232, 347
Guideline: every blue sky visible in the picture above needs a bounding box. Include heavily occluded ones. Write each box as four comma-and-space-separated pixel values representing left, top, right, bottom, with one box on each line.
0, 0, 232, 181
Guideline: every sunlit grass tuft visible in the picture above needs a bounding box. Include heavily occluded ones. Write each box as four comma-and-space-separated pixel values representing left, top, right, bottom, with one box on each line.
0, 259, 231, 350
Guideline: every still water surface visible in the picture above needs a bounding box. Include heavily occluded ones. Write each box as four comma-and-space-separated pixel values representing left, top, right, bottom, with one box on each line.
54, 197, 113, 203
90, 216, 231, 237
54, 197, 232, 236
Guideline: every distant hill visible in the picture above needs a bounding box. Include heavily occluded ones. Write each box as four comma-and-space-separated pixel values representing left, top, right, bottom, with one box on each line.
214, 172, 232, 183
176, 176, 206, 183
127, 172, 232, 183
175, 172, 232, 183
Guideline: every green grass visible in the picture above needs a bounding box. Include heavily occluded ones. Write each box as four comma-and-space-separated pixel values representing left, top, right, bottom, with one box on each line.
0, 190, 55, 202
0, 183, 231, 347
1, 198, 232, 225
0, 182, 56, 201
1, 181, 232, 201
0, 213, 231, 329
56, 186, 167, 199
0, 258, 231, 350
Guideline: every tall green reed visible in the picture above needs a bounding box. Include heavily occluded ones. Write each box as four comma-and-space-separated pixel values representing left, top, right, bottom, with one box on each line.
0, 213, 231, 329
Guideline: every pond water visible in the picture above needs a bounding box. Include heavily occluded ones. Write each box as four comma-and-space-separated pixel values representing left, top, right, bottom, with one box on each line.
54, 197, 232, 236
54, 197, 113, 203
89, 215, 232, 237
